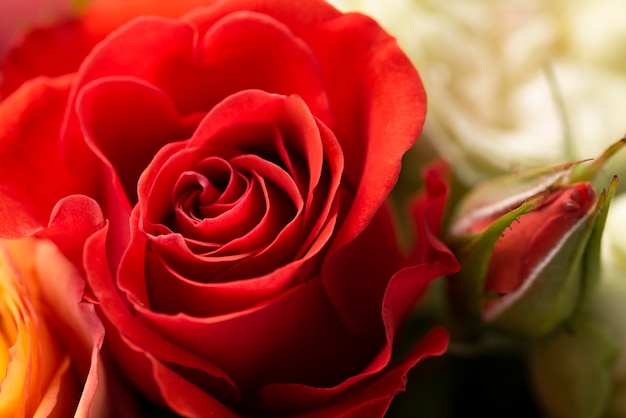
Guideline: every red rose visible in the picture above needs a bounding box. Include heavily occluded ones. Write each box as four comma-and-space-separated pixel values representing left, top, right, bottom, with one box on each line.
0, 0, 458, 416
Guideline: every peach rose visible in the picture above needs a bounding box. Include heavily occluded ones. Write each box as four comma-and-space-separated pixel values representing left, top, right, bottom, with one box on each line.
0, 238, 131, 417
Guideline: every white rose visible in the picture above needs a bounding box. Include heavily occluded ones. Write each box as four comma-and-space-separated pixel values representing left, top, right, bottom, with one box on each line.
328, 0, 626, 187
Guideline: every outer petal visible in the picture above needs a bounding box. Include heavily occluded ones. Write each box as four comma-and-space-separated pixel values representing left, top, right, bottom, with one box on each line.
0, 0, 215, 98
301, 12, 426, 250
67, 11, 330, 121
411, 159, 460, 267
138, 345, 241, 418
76, 77, 198, 203
39, 195, 106, 270
82, 224, 243, 409
289, 328, 448, 418
33, 240, 117, 417
320, 204, 404, 338
133, 275, 379, 406
0, 75, 90, 239
184, 0, 341, 33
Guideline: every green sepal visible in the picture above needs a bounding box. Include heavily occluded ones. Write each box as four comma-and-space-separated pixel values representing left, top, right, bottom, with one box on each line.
576, 176, 619, 315
569, 137, 626, 185
448, 161, 579, 238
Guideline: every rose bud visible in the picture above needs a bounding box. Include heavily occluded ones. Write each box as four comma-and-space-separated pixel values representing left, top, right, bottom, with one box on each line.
446, 154, 619, 337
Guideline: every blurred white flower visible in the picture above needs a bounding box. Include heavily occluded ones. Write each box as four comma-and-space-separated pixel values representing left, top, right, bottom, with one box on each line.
329, 0, 626, 187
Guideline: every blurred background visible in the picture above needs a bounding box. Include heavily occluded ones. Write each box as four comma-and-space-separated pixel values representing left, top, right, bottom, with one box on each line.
330, 0, 626, 194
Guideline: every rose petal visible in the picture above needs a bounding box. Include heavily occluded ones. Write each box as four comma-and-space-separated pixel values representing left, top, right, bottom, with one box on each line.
0, 0, 215, 98
485, 182, 597, 294
145, 346, 241, 418
76, 77, 198, 203
301, 12, 426, 251
32, 356, 77, 417
119, 206, 336, 318
83, 223, 242, 406
133, 276, 379, 402
257, 327, 448, 416
185, 0, 341, 34
411, 160, 461, 267
34, 240, 110, 417
67, 12, 329, 117
321, 204, 404, 338
39, 195, 106, 269
189, 10, 331, 122
0, 75, 85, 238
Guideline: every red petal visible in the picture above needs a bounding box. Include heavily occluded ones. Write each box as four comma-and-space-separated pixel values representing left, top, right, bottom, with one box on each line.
185, 10, 331, 121
411, 160, 460, 267
262, 328, 448, 417
184, 0, 340, 33
76, 77, 197, 203
0, 75, 89, 238
485, 182, 596, 294
83, 224, 242, 405
133, 276, 379, 402
302, 12, 426, 252
68, 12, 329, 117
123, 336, 241, 418
321, 204, 404, 338
0, 0, 215, 98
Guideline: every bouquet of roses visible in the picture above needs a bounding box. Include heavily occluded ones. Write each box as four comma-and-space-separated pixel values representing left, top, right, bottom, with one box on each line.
0, 0, 625, 417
